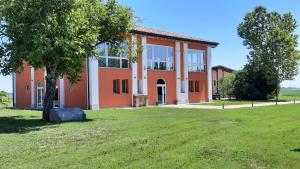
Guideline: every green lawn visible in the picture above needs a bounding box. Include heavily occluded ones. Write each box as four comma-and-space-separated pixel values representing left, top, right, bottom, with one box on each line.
279, 88, 300, 101
1, 105, 300, 169
199, 100, 272, 106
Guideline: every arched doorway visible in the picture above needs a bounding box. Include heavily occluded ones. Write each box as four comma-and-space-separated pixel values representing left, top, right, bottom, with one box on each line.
157, 79, 166, 105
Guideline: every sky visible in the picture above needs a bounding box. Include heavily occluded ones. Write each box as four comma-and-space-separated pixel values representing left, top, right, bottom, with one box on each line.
0, 0, 299, 92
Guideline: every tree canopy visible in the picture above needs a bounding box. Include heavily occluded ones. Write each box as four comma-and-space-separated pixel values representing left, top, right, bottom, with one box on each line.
0, 0, 134, 121
237, 6, 300, 100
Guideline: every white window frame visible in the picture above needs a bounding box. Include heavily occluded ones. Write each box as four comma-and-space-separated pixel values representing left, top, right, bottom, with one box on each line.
188, 49, 206, 72
97, 43, 129, 69
147, 44, 174, 71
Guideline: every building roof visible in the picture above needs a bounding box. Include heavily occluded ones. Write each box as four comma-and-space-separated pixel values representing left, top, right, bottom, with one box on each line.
212, 65, 235, 72
131, 25, 219, 48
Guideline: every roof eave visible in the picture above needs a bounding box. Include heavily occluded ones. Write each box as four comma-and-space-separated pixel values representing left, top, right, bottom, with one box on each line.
130, 30, 219, 48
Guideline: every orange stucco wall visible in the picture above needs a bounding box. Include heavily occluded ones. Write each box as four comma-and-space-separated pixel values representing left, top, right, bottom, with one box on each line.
187, 43, 208, 103
99, 68, 132, 108
64, 60, 88, 109
16, 63, 31, 108
188, 72, 208, 102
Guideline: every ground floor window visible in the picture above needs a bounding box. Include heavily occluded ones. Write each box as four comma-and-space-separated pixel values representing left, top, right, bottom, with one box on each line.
54, 86, 59, 108
189, 81, 194, 92
122, 80, 128, 94
195, 81, 200, 92
37, 83, 43, 108
113, 80, 120, 94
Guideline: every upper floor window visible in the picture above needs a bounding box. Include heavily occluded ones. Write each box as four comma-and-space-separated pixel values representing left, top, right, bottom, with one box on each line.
147, 45, 174, 71
97, 43, 129, 69
188, 49, 206, 72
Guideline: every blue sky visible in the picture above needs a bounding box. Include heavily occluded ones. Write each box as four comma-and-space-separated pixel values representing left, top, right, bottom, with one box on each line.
0, 0, 299, 92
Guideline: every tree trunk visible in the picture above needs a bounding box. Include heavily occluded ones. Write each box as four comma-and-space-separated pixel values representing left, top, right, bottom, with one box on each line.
43, 67, 58, 122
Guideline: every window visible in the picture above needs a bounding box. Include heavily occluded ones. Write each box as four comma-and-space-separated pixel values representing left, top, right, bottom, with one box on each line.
54, 86, 59, 108
147, 45, 174, 71
37, 83, 43, 108
189, 81, 194, 92
195, 81, 200, 92
25, 84, 30, 92
181, 80, 185, 93
214, 80, 216, 86
113, 80, 120, 94
138, 80, 143, 94
97, 43, 129, 69
188, 49, 206, 72
122, 80, 128, 94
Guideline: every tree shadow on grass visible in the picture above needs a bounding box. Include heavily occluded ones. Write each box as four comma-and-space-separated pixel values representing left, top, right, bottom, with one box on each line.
290, 148, 300, 152
0, 116, 57, 134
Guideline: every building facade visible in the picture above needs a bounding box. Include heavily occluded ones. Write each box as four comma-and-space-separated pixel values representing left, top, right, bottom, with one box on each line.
12, 26, 218, 109
212, 65, 234, 98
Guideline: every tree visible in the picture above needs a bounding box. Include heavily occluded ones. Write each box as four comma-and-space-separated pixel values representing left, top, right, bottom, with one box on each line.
219, 73, 235, 99
233, 64, 277, 100
237, 6, 300, 101
0, 91, 9, 107
0, 0, 134, 121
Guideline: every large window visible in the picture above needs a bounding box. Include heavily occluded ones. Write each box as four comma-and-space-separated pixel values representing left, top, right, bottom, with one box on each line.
147, 45, 174, 71
188, 49, 206, 72
97, 43, 129, 69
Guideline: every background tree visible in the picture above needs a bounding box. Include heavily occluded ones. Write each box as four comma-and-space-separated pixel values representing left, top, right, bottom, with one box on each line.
237, 6, 300, 101
219, 73, 235, 99
233, 64, 277, 100
0, 0, 133, 121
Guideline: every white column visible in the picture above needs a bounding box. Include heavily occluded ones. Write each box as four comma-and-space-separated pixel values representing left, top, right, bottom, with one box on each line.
175, 42, 182, 103
131, 35, 138, 96
207, 47, 213, 102
141, 36, 148, 95
183, 43, 189, 103
30, 67, 35, 109
12, 73, 16, 108
59, 77, 65, 108
88, 57, 100, 109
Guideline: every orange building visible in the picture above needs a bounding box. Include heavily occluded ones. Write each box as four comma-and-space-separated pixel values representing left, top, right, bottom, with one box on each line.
12, 26, 218, 109
212, 65, 235, 98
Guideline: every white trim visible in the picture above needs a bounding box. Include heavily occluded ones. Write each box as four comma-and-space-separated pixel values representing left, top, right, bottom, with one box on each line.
12, 73, 16, 108
183, 43, 189, 103
141, 36, 148, 95
175, 42, 183, 103
30, 67, 35, 109
88, 57, 100, 109
59, 77, 65, 108
207, 47, 213, 102
131, 35, 138, 97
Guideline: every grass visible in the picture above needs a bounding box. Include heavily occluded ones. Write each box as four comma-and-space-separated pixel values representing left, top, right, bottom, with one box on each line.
203, 88, 300, 106
199, 100, 271, 106
279, 88, 300, 101
1, 104, 300, 169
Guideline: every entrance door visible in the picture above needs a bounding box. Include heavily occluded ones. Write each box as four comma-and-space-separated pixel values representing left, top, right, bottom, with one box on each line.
157, 79, 166, 105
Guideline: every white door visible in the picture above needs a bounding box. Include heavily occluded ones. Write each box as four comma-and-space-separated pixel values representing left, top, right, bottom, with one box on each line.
157, 84, 166, 104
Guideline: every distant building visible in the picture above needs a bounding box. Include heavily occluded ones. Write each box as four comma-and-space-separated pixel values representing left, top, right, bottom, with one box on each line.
212, 65, 234, 98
